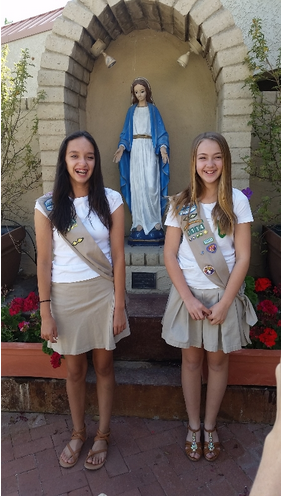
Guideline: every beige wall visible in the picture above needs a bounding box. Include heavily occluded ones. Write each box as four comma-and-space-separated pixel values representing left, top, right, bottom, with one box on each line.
86, 30, 217, 234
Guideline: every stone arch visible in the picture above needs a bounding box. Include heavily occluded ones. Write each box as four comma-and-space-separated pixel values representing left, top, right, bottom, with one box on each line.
38, 0, 252, 192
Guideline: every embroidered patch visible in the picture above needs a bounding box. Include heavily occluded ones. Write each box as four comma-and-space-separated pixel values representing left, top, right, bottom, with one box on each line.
218, 225, 226, 238
189, 213, 197, 219
188, 218, 203, 226
187, 223, 205, 236
179, 204, 197, 215
203, 265, 215, 276
67, 219, 78, 232
72, 237, 84, 246
206, 243, 217, 253
44, 198, 53, 211
203, 237, 214, 245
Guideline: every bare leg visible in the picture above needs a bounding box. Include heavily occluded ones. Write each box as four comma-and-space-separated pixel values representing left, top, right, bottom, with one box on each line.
60, 353, 88, 464
86, 349, 115, 467
204, 350, 229, 459
182, 347, 204, 460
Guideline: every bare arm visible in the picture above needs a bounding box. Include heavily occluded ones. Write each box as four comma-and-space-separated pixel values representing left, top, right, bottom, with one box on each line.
164, 226, 211, 320
34, 209, 57, 343
110, 204, 127, 335
250, 361, 281, 496
207, 222, 251, 325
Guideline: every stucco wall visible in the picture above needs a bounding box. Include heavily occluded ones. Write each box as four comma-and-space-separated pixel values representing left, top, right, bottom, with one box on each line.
86, 30, 216, 233
222, 0, 281, 66
3, 32, 50, 97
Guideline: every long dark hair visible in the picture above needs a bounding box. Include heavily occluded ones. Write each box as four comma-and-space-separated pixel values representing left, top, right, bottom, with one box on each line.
49, 130, 112, 234
171, 132, 236, 235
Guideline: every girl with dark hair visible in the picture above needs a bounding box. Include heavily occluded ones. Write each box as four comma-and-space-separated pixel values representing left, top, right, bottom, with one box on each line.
162, 132, 257, 462
35, 130, 130, 470
113, 77, 170, 245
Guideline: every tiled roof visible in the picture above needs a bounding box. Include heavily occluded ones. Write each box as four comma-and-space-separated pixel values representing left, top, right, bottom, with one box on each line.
1, 8, 63, 44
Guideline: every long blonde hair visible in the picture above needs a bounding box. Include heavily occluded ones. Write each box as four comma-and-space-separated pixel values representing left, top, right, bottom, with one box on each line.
170, 132, 237, 235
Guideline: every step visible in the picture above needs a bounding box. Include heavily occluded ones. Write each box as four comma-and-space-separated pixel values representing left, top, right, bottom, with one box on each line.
1, 362, 276, 424
116, 293, 181, 361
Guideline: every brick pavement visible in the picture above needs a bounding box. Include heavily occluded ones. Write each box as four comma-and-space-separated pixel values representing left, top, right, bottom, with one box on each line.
1, 412, 271, 496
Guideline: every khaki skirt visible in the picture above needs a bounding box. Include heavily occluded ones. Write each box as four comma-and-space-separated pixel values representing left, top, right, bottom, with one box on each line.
48, 277, 130, 355
162, 285, 256, 354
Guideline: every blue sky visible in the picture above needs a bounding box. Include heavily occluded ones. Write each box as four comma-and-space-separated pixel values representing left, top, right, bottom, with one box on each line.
1, 0, 66, 26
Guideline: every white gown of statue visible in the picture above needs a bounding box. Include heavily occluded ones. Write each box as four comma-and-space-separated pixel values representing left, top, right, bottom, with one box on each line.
130, 106, 161, 235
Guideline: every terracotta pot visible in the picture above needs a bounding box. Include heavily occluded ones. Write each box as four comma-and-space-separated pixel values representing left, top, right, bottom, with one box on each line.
1, 342, 67, 379
203, 349, 280, 386
1, 226, 26, 289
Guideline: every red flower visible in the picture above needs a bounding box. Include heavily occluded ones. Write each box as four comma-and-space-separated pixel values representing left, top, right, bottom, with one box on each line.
18, 321, 30, 332
22, 292, 39, 312
255, 278, 272, 292
50, 352, 61, 368
258, 328, 278, 348
9, 297, 24, 316
257, 299, 278, 315
278, 321, 281, 327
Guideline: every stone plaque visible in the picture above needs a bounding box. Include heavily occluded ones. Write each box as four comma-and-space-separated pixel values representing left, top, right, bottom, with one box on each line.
132, 272, 156, 289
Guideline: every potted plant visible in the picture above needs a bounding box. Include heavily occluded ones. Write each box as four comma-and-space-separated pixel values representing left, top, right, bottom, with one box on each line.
243, 18, 281, 285
1, 291, 66, 379
227, 276, 281, 386
1, 45, 45, 289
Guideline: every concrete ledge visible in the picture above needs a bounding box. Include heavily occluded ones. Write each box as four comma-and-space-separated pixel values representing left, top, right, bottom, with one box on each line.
1, 362, 276, 424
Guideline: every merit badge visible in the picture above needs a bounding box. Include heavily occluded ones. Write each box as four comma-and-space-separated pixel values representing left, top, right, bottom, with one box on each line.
206, 243, 217, 253
67, 219, 78, 231
72, 237, 84, 246
189, 212, 197, 220
203, 265, 215, 276
188, 223, 205, 237
203, 237, 214, 245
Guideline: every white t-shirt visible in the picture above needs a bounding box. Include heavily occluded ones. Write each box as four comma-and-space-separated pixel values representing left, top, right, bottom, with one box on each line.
165, 188, 253, 289
35, 188, 123, 283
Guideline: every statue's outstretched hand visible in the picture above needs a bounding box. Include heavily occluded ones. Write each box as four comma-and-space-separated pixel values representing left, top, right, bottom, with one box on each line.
160, 146, 169, 164
113, 146, 124, 163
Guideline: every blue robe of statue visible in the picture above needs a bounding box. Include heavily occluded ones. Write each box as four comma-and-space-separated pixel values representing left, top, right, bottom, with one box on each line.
118, 103, 170, 233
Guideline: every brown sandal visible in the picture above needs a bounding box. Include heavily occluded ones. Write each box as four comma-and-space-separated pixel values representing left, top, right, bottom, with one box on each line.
203, 425, 221, 462
185, 425, 202, 462
84, 428, 110, 470
59, 424, 86, 468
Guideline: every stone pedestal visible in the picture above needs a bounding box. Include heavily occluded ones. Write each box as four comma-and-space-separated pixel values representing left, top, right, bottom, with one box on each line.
125, 240, 171, 294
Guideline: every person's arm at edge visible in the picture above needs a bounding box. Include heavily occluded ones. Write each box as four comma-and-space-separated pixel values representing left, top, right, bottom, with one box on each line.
34, 208, 57, 343
110, 204, 127, 335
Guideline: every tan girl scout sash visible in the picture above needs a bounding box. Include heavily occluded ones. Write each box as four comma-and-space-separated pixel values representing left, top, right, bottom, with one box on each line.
178, 203, 230, 289
37, 193, 114, 281
178, 202, 257, 324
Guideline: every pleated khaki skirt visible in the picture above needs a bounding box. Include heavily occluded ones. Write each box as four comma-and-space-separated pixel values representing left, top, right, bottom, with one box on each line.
162, 285, 256, 354
48, 276, 130, 355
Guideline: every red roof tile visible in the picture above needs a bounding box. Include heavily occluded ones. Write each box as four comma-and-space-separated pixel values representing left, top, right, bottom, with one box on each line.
1, 8, 63, 44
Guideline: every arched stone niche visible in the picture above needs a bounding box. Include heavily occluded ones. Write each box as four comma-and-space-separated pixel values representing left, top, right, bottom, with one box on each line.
38, 0, 252, 216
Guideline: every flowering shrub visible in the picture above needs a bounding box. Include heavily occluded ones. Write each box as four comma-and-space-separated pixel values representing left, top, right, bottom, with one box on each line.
245, 277, 281, 349
1, 292, 63, 367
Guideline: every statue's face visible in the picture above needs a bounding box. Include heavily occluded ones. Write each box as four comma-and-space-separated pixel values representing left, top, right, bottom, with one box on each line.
134, 84, 147, 106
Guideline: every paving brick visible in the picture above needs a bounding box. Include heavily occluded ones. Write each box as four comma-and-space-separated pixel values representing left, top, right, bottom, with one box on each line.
17, 468, 42, 496
1, 414, 265, 496
1, 454, 36, 478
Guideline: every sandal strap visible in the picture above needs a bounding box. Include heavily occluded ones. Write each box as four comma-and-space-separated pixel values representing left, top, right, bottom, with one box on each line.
204, 424, 217, 434
94, 428, 110, 444
71, 424, 86, 443
187, 425, 201, 434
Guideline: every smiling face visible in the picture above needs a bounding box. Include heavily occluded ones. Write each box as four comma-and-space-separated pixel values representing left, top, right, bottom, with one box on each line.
196, 139, 223, 187
65, 136, 95, 191
134, 84, 147, 106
